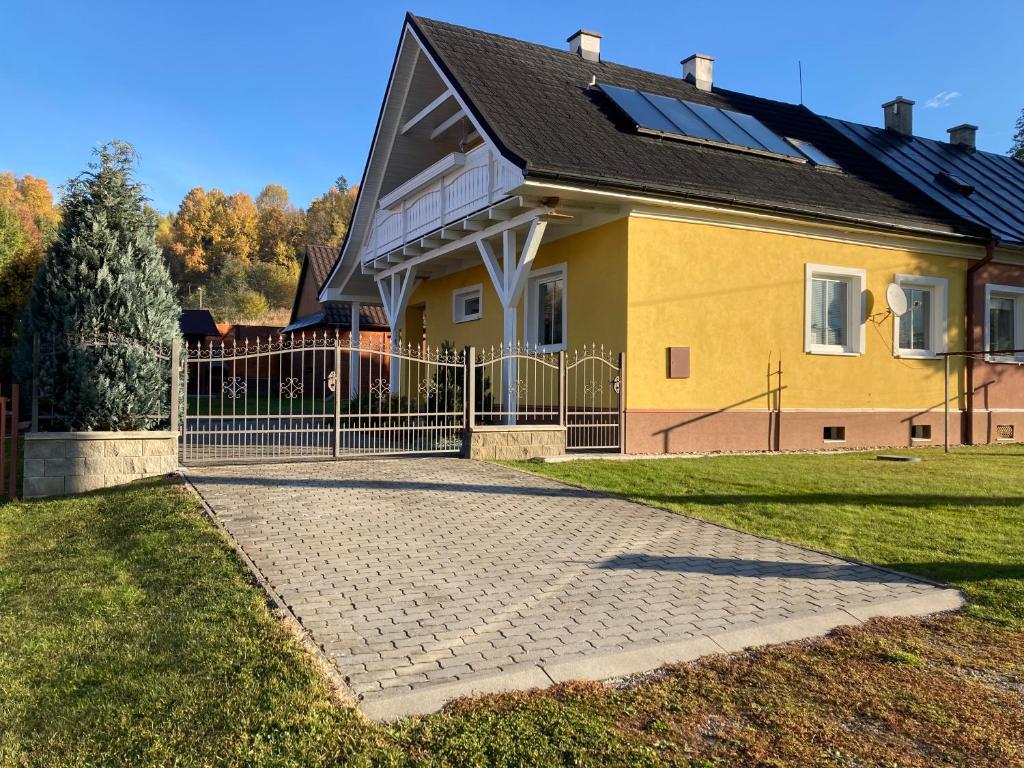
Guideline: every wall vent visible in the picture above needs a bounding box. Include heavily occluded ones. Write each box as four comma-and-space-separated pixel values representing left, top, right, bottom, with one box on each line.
823, 426, 846, 442
910, 424, 932, 441
996, 424, 1015, 441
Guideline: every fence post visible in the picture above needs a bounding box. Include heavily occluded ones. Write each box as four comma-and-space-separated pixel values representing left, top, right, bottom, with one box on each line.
8, 384, 18, 500
618, 352, 626, 454
333, 334, 341, 458
0, 393, 6, 500
31, 333, 39, 433
170, 337, 180, 437
558, 350, 566, 427
466, 346, 476, 432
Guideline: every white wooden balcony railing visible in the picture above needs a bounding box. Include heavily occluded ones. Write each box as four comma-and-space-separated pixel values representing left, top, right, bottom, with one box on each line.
362, 145, 521, 264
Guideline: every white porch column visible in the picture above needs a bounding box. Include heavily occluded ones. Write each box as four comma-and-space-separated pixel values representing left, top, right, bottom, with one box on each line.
348, 301, 360, 399
376, 267, 417, 396
477, 218, 548, 424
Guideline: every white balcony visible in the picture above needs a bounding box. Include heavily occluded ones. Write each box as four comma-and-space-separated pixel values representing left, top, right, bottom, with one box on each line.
361, 145, 521, 265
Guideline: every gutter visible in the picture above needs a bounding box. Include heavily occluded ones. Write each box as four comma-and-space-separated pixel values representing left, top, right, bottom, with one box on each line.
523, 167, 988, 244
965, 239, 997, 445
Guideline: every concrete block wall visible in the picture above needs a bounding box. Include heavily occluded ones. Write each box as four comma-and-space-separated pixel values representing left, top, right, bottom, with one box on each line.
23, 431, 178, 499
466, 425, 566, 460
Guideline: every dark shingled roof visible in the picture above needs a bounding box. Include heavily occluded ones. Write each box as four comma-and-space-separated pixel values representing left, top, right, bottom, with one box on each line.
323, 302, 389, 329
179, 309, 218, 337
305, 244, 341, 286
828, 119, 1024, 246
410, 15, 988, 239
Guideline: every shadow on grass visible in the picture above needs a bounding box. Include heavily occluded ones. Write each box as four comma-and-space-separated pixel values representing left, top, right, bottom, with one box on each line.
594, 553, 920, 584
631, 492, 1024, 509
881, 562, 1024, 583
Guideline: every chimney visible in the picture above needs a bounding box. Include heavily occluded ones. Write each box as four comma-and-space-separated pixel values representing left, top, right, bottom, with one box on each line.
682, 53, 714, 91
947, 123, 978, 151
567, 29, 602, 62
882, 97, 915, 136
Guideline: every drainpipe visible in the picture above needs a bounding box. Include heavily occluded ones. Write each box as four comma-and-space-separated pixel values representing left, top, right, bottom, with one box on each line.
965, 240, 996, 445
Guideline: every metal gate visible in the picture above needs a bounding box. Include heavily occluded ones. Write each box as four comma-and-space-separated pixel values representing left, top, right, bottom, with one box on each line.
469, 344, 623, 452
566, 346, 623, 451
180, 335, 465, 464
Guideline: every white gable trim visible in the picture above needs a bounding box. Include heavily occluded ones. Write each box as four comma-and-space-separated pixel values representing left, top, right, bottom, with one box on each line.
320, 20, 522, 302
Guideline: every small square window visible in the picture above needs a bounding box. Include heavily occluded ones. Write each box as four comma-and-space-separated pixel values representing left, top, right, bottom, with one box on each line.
452, 285, 482, 323
910, 424, 932, 441
823, 426, 846, 442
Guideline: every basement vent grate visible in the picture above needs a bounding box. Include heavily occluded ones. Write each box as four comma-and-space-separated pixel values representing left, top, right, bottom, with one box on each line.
910, 424, 932, 441
823, 426, 846, 442
996, 424, 1015, 441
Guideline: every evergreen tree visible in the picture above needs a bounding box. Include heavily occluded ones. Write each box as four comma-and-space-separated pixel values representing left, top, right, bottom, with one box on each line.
18, 141, 180, 430
1012, 107, 1024, 161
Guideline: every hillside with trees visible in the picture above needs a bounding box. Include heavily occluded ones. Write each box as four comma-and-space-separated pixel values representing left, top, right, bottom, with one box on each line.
159, 177, 357, 324
0, 172, 60, 378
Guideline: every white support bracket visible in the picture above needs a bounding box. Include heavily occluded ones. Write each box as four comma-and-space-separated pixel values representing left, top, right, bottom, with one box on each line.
377, 266, 419, 394
475, 218, 549, 423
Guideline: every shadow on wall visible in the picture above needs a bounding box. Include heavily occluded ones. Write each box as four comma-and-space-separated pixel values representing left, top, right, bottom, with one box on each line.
650, 385, 787, 454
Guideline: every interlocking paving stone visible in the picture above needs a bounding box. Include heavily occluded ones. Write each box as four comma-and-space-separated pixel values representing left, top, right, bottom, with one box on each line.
188, 457, 963, 720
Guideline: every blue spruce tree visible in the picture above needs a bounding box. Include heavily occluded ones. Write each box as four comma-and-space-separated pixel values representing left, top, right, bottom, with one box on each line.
19, 142, 180, 430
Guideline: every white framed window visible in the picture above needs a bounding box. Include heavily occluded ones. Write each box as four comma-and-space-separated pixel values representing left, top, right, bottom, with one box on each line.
804, 264, 866, 356
892, 274, 947, 359
524, 264, 567, 352
452, 284, 482, 323
985, 284, 1024, 362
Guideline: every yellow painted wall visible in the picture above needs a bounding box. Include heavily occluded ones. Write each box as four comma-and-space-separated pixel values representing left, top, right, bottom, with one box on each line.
402, 218, 628, 353
626, 215, 969, 411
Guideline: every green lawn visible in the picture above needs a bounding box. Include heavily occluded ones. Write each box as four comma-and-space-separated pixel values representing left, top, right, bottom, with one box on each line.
1, 447, 1023, 767
514, 445, 1024, 627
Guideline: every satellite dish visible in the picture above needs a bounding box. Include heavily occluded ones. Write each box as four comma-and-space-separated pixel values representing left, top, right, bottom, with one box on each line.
886, 283, 908, 316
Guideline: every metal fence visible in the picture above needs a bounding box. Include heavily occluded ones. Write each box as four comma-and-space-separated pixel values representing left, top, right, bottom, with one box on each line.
29, 332, 176, 432
469, 343, 624, 452
18, 331, 623, 465
0, 383, 19, 501
181, 334, 466, 463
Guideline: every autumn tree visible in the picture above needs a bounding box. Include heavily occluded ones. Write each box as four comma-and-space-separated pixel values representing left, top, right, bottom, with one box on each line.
169, 187, 258, 275
255, 183, 303, 265
305, 177, 357, 246
0, 172, 59, 378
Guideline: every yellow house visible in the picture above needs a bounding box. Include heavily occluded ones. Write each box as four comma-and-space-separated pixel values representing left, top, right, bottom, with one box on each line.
320, 15, 994, 454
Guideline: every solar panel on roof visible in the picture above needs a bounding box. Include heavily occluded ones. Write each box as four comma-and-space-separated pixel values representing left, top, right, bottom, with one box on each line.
786, 137, 841, 169
598, 83, 805, 162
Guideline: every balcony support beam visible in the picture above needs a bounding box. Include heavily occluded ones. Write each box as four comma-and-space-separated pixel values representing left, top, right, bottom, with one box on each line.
400, 89, 453, 135
377, 266, 419, 394
476, 217, 548, 423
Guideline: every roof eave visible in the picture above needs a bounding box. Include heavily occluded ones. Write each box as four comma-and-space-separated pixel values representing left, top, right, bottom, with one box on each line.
522, 167, 990, 244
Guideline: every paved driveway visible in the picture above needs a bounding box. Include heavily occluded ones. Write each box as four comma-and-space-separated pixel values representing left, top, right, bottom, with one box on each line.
187, 458, 962, 720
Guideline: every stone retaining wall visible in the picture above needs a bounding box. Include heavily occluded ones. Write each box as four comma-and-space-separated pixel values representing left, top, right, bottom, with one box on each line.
23, 431, 178, 499
465, 425, 566, 461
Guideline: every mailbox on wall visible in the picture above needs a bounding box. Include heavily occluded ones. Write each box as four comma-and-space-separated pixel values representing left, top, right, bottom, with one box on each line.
668, 347, 690, 378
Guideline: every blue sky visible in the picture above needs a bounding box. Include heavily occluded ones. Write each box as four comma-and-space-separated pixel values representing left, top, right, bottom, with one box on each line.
2, 0, 1020, 213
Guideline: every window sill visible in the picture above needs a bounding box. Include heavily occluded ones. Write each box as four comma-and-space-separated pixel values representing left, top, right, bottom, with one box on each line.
894, 350, 942, 360
531, 343, 566, 354
823, 439, 847, 444
453, 315, 481, 324
806, 347, 861, 357
984, 355, 1024, 365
